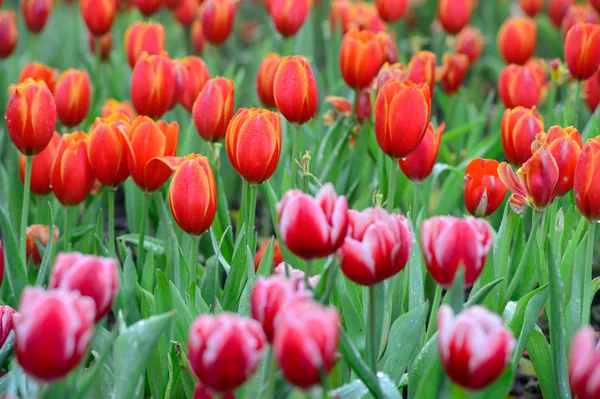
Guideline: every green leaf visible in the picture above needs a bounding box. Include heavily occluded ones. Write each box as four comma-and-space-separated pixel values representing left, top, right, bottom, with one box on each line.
118, 234, 166, 255
35, 204, 55, 287
526, 327, 556, 399
0, 204, 28, 303
466, 278, 505, 307
169, 281, 194, 351
329, 373, 401, 399
409, 334, 440, 399
222, 225, 248, 311
121, 250, 141, 325
338, 329, 385, 399
173, 341, 197, 399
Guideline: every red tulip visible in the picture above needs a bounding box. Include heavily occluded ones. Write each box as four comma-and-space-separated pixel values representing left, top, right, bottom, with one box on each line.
14, 287, 95, 381
256, 53, 282, 108
191, 18, 205, 54
339, 29, 384, 89
101, 99, 136, 120
501, 106, 544, 166
548, 0, 575, 27
564, 23, 600, 80
269, 0, 312, 37
463, 158, 508, 217
569, 327, 600, 399
0, 306, 14, 348
407, 51, 436, 92
498, 17, 537, 65
201, 0, 237, 45
274, 299, 339, 388
17, 62, 58, 93
583, 69, 600, 113
51, 132, 95, 206
375, 62, 406, 90
21, 0, 52, 33
273, 56, 319, 125
179, 56, 210, 112
437, 0, 472, 34
80, 0, 116, 36
498, 64, 543, 109
353, 3, 387, 33
278, 183, 349, 260
456, 27, 484, 64
131, 53, 176, 118
0, 11, 18, 59
54, 69, 92, 127
49, 252, 119, 321
574, 136, 600, 221
5, 79, 56, 156
376, 32, 399, 65
192, 77, 235, 142
254, 239, 284, 272
175, 0, 198, 26
188, 313, 266, 393
375, 0, 408, 22
438, 305, 516, 390
87, 113, 131, 188
561, 5, 599, 38
124, 22, 166, 68
25, 224, 59, 265
330, 0, 357, 33
88, 33, 113, 61
398, 123, 445, 182
438, 53, 469, 94
519, 0, 542, 17
19, 132, 61, 196
132, 0, 161, 16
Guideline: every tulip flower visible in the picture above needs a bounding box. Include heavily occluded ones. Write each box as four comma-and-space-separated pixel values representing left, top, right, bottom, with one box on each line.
273, 56, 318, 125
0, 306, 14, 348
564, 23, 600, 80
175, 0, 198, 26
54, 69, 92, 127
124, 22, 166, 68
18, 62, 58, 93
548, 0, 575, 27
14, 287, 96, 382
88, 33, 113, 61
101, 99, 136, 120
131, 53, 176, 118
456, 27, 484, 64
438, 305, 516, 390
330, 0, 357, 33
254, 239, 284, 272
0, 11, 18, 59
407, 51, 436, 92
463, 158, 507, 217
376, 32, 398, 65
574, 136, 600, 222
498, 64, 543, 109
375, 62, 406, 90
569, 327, 600, 399
561, 5, 599, 38
398, 123, 445, 182
338, 207, 414, 286
519, 0, 542, 17
583, 69, 600, 113
21, 0, 52, 33
188, 313, 266, 393
355, 90, 372, 123
5, 79, 56, 156
192, 77, 235, 142
49, 252, 119, 321
375, 0, 408, 22
498, 17, 537, 65
339, 29, 384, 89
274, 299, 340, 388
179, 56, 210, 112
87, 113, 131, 188
132, 0, 161, 16
437, 0, 472, 34
256, 53, 282, 108
438, 53, 469, 95
19, 132, 61, 196
191, 18, 205, 54
592, 0, 600, 13
51, 132, 95, 206
226, 108, 282, 184
25, 224, 59, 265
374, 80, 431, 159
498, 146, 559, 213
80, 0, 116, 36
163, 0, 184, 8
269, 0, 311, 37
278, 183, 349, 259
201, 0, 237, 45
501, 106, 544, 166
275, 263, 321, 290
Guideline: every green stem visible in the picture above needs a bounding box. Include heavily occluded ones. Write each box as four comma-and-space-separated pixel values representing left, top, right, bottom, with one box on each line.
107, 189, 116, 257
305, 260, 312, 290
247, 184, 258, 254
263, 349, 276, 398
571, 81, 582, 129
64, 207, 71, 252
137, 194, 151, 269
290, 125, 300, 188
425, 283, 443, 341
20, 156, 32, 263
582, 223, 596, 325
189, 235, 200, 313
387, 157, 398, 213
412, 182, 420, 218
366, 285, 378, 372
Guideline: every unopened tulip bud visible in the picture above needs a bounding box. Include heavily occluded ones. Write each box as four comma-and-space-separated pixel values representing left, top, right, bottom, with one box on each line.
464, 158, 507, 217
51, 132, 95, 206
25, 225, 59, 265
131, 53, 176, 118
340, 29, 384, 89
0, 11, 18, 59
133, 0, 161, 16
399, 123, 445, 182
519, 0, 542, 17
179, 56, 210, 112
438, 53, 469, 95
21, 0, 52, 33
549, 0, 575, 27
273, 56, 318, 125
561, 5, 598, 38
87, 114, 131, 188
375, 0, 408, 22
499, 64, 543, 109
19, 132, 60, 196
101, 99, 136, 120
498, 17, 537, 65
501, 106, 544, 166
175, 0, 198, 26
437, 0, 472, 34
583, 70, 600, 113
80, 0, 116, 36
564, 23, 600, 80
201, 0, 237, 45
407, 51, 436, 92
574, 137, 600, 222
54, 69, 92, 127
256, 53, 281, 108
456, 27, 483, 64
269, 0, 311, 37
192, 77, 235, 142
124, 22, 166, 68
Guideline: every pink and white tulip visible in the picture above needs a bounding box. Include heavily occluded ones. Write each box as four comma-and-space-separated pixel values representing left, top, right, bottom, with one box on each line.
569, 327, 600, 399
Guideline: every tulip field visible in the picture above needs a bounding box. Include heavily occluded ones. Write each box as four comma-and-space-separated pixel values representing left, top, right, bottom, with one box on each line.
1, 0, 600, 398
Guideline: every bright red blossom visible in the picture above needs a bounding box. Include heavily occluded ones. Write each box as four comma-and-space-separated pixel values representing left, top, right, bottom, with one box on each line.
499, 63, 543, 109
574, 136, 600, 222
131, 53, 176, 118
564, 23, 600, 80
269, 0, 312, 37
193, 77, 235, 142
26, 224, 59, 265
498, 17, 537, 65
19, 132, 61, 196
464, 159, 508, 217
501, 106, 544, 166
273, 56, 318, 125
340, 29, 384, 89
0, 11, 18, 59
437, 0, 472, 34
87, 113, 131, 188
51, 132, 95, 206
398, 123, 445, 182
54, 69, 92, 127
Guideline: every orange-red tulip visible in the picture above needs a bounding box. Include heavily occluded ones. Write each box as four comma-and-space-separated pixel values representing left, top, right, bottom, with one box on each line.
54, 69, 92, 127
548, 0, 575, 27
21, 0, 52, 33
340, 29, 384, 89
437, 0, 472, 34
254, 239, 284, 272
498, 64, 543, 109
18, 62, 58, 93
5, 79, 56, 156
354, 2, 387, 33
124, 116, 179, 193
51, 132, 95, 206
88, 33, 113, 61
407, 51, 436, 92
574, 137, 600, 221
164, 0, 184, 9
101, 99, 136, 120
519, 0, 542, 17
561, 5, 598, 38
565, 23, 600, 80
192, 77, 234, 142
375, 0, 408, 22
80, 0, 116, 36
501, 106, 544, 166
464, 159, 507, 217
456, 27, 483, 64
269, 0, 312, 37
131, 53, 176, 118
124, 22, 166, 68
273, 56, 318, 125
374, 80, 431, 159
438, 53, 469, 95
190, 18, 205, 54
87, 114, 131, 188
0, 11, 18, 59
132, 0, 162, 16
178, 56, 210, 112
498, 17, 537, 65
19, 132, 61, 196
398, 123, 445, 182
226, 108, 282, 184
376, 32, 398, 65
26, 225, 59, 264
175, 0, 198, 27
201, 0, 237, 45
256, 53, 281, 108
330, 0, 357, 33
375, 62, 406, 90
583, 69, 600, 113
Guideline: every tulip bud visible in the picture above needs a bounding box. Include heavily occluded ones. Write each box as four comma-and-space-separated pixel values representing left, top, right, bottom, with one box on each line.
561, 5, 599, 39
376, 32, 398, 65
191, 18, 205, 54
201, 0, 237, 45
87, 114, 131, 188
278, 183, 349, 260
0, 11, 18, 59
375, 62, 406, 90
438, 305, 516, 390
256, 53, 281, 108
398, 123, 445, 182
498, 17, 537, 65
519, 0, 542, 17
374, 80, 431, 159
125, 116, 179, 193
175, 0, 198, 26
375, 0, 408, 22
569, 327, 600, 399
437, 0, 472, 34
254, 239, 284, 272
18, 62, 58, 93
179, 56, 210, 112
565, 23, 600, 81
339, 29, 384, 89
18, 132, 59, 196
51, 132, 95, 206
456, 27, 484, 64
355, 89, 372, 124
188, 313, 266, 393
14, 287, 96, 381
583, 69, 600, 113
464, 158, 507, 217
131, 53, 176, 118
407, 51, 436, 92
499, 64, 543, 109
124, 22, 166, 68
330, 0, 357, 34
132, 0, 161, 16
80, 0, 116, 36
88, 33, 113, 61
54, 69, 92, 127
501, 106, 544, 166
549, 0, 575, 27
438, 53, 469, 95
5, 79, 56, 156
269, 0, 311, 37
25, 225, 59, 265
101, 99, 136, 120
226, 108, 282, 184
574, 137, 600, 222
273, 56, 318, 125
0, 306, 15, 348
274, 299, 340, 388
21, 0, 52, 33
192, 77, 234, 142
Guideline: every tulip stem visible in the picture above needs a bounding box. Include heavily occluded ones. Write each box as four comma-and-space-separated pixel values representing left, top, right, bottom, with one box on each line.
189, 235, 200, 313
425, 283, 443, 341
107, 189, 116, 258
64, 207, 71, 252
137, 194, 150, 269
20, 156, 32, 263
571, 80, 581, 129
582, 222, 596, 325
366, 285, 378, 372
412, 183, 420, 219
247, 184, 258, 254
290, 125, 300, 188
387, 157, 398, 213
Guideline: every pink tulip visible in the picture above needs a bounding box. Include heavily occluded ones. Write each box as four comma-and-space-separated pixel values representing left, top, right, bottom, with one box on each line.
569, 327, 600, 399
